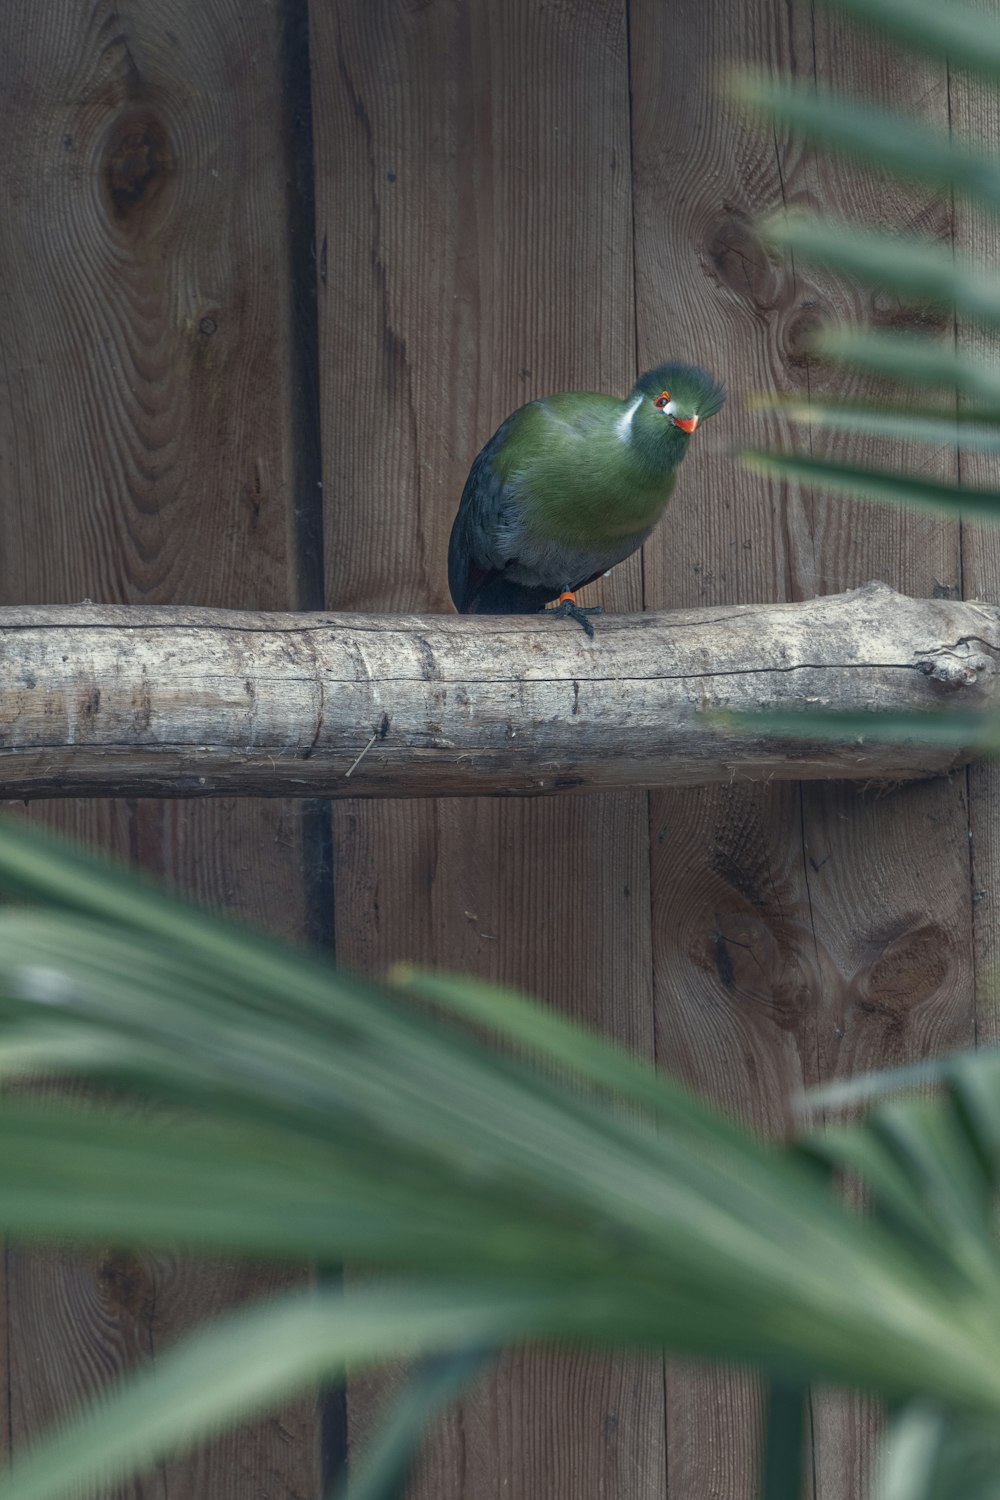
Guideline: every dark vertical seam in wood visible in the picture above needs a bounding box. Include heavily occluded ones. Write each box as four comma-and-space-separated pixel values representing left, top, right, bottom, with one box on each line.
320, 1367, 350, 1500
146, 1268, 169, 1500
948, 58, 965, 608
626, 3, 667, 1486
799, 0, 823, 1127
799, 6, 822, 1495
281, 4, 346, 1494
776, 0, 804, 604
772, 36, 800, 611
947, 55, 981, 1052
282, 0, 326, 617
965, 763, 979, 1051
623, 0, 644, 609
280, 0, 334, 952
797, 794, 821, 1027
3, 1244, 10, 1465
280, 0, 336, 965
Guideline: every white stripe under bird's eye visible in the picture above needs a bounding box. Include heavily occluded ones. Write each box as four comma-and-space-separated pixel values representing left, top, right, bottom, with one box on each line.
615, 393, 643, 441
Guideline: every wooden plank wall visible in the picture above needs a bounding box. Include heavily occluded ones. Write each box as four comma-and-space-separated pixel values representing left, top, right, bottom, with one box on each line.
313, 4, 666, 1494
0, 1, 993, 1498
313, 2, 984, 1498
0, 2, 326, 1497
634, 6, 976, 1499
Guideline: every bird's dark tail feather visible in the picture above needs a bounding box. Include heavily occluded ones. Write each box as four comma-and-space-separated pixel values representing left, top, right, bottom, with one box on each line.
464, 576, 557, 614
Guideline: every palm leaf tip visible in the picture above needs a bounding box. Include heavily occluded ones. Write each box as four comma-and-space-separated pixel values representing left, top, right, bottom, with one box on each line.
710, 707, 1000, 754
734, 73, 1000, 201
822, 0, 1000, 78
742, 449, 1000, 522
759, 213, 1000, 325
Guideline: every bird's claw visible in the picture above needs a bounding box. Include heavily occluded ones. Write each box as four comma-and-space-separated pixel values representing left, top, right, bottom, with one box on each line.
549, 598, 603, 638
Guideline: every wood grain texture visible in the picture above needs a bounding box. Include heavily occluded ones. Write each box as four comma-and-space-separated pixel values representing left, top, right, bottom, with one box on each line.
951, 0, 1000, 1327
631, 2, 975, 1497
950, 19, 1000, 1053
0, 1245, 7, 1476
784, 14, 974, 1500
631, 2, 804, 1489
0, 2, 322, 1496
0, 589, 988, 796
311, 1, 663, 1495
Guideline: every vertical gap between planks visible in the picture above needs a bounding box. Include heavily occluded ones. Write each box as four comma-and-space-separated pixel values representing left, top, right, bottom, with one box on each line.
947, 53, 980, 1055
281, 0, 327, 616
623, 0, 669, 1481
3, 1242, 9, 1471
799, 6, 822, 1490
279, 1, 346, 1491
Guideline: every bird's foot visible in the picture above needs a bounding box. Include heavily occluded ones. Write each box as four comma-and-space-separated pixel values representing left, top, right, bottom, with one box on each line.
549, 592, 603, 638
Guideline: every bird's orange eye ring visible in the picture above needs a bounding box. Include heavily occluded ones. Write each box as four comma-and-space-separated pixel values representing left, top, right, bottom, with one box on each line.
654, 391, 671, 409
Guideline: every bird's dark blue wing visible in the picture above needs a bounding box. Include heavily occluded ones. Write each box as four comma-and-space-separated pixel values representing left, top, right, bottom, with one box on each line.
447, 446, 495, 612
448, 419, 554, 614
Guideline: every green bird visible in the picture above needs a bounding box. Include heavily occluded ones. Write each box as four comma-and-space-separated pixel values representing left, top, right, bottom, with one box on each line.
448, 361, 725, 636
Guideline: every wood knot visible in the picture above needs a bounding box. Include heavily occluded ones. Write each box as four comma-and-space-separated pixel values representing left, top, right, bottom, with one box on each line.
103, 109, 174, 224
917, 640, 997, 690
705, 912, 816, 1028
783, 301, 830, 368
98, 1248, 156, 1321
704, 208, 780, 312
860, 923, 951, 1014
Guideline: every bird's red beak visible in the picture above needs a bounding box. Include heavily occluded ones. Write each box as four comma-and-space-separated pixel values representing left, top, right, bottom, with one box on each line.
673, 415, 698, 434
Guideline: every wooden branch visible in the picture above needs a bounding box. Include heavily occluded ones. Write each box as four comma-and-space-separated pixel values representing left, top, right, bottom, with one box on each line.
0, 582, 995, 799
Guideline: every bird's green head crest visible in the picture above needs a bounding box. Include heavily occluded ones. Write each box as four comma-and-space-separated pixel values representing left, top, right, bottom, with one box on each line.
630, 361, 725, 435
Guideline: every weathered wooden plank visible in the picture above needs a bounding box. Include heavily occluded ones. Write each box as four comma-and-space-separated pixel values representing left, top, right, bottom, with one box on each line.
951, 47, 1000, 985
787, 15, 975, 1500
950, 0, 1000, 1334
0, 589, 988, 796
0, 1241, 7, 1477
632, 3, 976, 1499
311, 1, 664, 1495
631, 1, 808, 1491
0, 2, 322, 1496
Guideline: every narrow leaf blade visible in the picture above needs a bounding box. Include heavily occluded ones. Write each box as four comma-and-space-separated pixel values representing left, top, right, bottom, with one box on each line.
822, 0, 1000, 78
0, 1288, 545, 1500
760, 215, 1000, 325
743, 449, 1000, 521
817, 329, 1000, 403
738, 75, 1000, 201
335, 1348, 493, 1500
715, 708, 1000, 753
762, 399, 1000, 452
759, 1381, 809, 1500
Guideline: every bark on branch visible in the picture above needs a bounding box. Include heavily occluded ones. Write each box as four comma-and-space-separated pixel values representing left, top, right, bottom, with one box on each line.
0, 582, 995, 799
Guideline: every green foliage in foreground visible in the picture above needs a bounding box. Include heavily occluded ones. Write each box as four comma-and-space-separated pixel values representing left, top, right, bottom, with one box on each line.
733, 0, 1000, 761
0, 813, 999, 1500
741, 3, 1000, 522
6, 3, 1000, 1499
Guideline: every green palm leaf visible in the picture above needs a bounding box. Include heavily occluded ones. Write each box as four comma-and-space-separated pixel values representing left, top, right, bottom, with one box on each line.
0, 1287, 540, 1500
758, 399, 1000, 452
714, 709, 1000, 754
821, 0, 1000, 78
738, 76, 1000, 201
816, 330, 1000, 403
3, 826, 1000, 1493
760, 214, 1000, 325
334, 1349, 492, 1500
743, 449, 1000, 520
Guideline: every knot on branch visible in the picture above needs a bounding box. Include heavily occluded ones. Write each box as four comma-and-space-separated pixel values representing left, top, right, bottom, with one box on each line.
916, 639, 998, 691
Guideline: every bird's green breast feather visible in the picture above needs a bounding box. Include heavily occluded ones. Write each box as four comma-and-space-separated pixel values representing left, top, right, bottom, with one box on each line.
492, 394, 678, 544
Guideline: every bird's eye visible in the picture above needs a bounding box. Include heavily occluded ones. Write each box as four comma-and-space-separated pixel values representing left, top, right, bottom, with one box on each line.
654, 391, 671, 409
